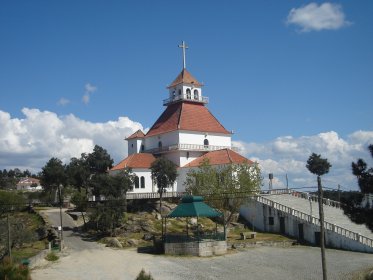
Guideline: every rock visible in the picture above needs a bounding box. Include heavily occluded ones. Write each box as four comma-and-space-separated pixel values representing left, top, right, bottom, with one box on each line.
231, 213, 239, 223
141, 225, 155, 233
143, 233, 154, 241
105, 237, 123, 248
127, 239, 139, 246
231, 222, 244, 229
125, 224, 142, 233
189, 218, 197, 225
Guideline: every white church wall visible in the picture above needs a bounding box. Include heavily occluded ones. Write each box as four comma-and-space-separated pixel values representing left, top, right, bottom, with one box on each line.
179, 131, 231, 148
179, 151, 204, 167
145, 131, 179, 150
127, 138, 143, 155
130, 169, 153, 193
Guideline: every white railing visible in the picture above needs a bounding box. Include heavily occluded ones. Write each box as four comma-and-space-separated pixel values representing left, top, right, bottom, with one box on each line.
263, 188, 342, 208
289, 190, 342, 208
255, 195, 373, 248
144, 143, 239, 154
126, 192, 185, 200
163, 94, 209, 106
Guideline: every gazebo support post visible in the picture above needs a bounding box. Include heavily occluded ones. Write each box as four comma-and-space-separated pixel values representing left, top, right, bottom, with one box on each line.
197, 216, 199, 241
165, 217, 167, 240
223, 213, 226, 240
186, 218, 189, 237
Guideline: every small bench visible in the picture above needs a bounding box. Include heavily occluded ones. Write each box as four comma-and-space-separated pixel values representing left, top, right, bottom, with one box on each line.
240, 232, 257, 240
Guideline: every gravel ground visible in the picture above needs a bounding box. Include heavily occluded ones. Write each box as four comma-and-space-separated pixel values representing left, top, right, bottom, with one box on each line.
31, 243, 373, 280
31, 210, 373, 280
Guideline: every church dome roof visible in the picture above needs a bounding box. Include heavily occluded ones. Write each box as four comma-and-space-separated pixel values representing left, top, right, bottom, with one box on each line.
146, 102, 231, 137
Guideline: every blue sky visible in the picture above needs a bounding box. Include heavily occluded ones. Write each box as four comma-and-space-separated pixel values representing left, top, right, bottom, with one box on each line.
0, 1, 372, 190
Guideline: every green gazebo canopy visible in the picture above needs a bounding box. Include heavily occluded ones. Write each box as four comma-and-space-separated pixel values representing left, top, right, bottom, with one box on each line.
167, 195, 222, 218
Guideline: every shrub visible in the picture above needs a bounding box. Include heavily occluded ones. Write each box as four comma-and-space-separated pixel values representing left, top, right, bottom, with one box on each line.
0, 257, 31, 280
135, 269, 154, 280
45, 252, 59, 262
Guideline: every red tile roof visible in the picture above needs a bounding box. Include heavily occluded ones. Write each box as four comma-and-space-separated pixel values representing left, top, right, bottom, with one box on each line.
183, 149, 254, 167
168, 69, 203, 88
111, 153, 156, 170
146, 102, 231, 137
125, 130, 145, 140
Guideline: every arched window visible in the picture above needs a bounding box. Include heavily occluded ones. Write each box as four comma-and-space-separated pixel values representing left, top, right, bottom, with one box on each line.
158, 141, 162, 149
186, 88, 191, 99
178, 89, 182, 95
186, 151, 190, 159
193, 89, 199, 100
140, 176, 145, 188
173, 90, 176, 97
141, 145, 144, 151
204, 139, 209, 148
135, 176, 139, 189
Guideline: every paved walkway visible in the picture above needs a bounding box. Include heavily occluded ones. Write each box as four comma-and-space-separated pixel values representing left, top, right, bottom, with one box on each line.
31, 209, 373, 280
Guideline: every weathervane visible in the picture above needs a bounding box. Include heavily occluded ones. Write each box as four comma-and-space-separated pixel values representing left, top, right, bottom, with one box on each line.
178, 41, 188, 69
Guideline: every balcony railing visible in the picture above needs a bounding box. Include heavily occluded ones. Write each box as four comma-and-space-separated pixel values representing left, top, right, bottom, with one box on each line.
144, 143, 239, 154
163, 94, 209, 106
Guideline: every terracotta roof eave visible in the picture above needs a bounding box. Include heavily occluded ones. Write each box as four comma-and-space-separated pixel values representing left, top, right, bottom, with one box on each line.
167, 82, 204, 88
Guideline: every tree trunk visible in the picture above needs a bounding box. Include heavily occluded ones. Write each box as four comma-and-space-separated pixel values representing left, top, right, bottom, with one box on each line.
317, 175, 328, 280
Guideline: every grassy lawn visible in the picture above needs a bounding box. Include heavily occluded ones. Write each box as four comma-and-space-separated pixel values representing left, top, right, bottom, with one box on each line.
2, 211, 46, 262
101, 212, 292, 249
11, 240, 46, 261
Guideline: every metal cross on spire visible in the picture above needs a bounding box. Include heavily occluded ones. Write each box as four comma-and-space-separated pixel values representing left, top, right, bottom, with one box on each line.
178, 41, 188, 69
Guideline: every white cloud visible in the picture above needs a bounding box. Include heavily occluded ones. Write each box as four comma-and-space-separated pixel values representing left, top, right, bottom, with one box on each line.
234, 131, 373, 191
57, 98, 70, 106
287, 2, 351, 32
82, 82, 97, 104
82, 93, 90, 104
85, 83, 97, 94
0, 108, 143, 172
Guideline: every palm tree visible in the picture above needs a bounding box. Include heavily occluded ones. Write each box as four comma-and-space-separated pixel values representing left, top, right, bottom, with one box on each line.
306, 153, 331, 280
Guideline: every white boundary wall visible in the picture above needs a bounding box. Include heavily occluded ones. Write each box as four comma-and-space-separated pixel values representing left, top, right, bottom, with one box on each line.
240, 195, 373, 253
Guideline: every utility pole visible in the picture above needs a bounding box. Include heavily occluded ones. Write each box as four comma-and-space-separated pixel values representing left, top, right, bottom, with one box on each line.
317, 175, 327, 280
286, 174, 289, 190
58, 184, 64, 252
7, 212, 11, 259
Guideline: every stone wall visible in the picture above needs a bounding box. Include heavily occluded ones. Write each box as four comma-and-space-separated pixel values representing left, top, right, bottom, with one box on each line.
165, 240, 227, 257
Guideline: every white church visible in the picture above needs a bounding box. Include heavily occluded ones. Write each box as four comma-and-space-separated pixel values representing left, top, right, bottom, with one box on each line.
110, 42, 254, 194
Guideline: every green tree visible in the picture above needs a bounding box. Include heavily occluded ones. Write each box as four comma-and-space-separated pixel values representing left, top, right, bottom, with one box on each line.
0, 191, 25, 217
306, 153, 331, 280
40, 157, 66, 203
87, 145, 114, 174
66, 154, 90, 191
88, 169, 134, 234
150, 157, 178, 215
352, 144, 373, 194
185, 159, 261, 231
341, 144, 373, 231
